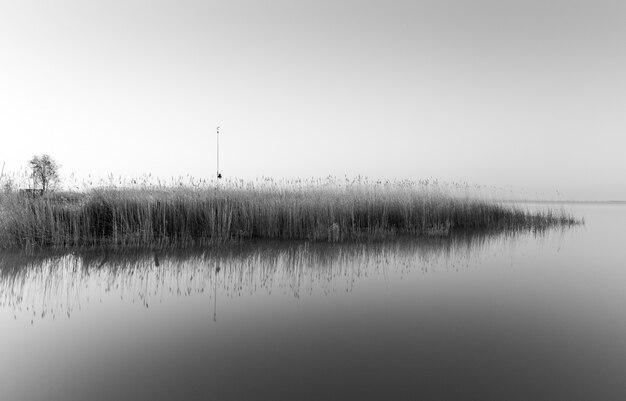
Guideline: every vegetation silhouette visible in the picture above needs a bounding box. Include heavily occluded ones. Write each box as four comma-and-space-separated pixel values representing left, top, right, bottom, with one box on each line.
0, 176, 579, 249
28, 154, 60, 193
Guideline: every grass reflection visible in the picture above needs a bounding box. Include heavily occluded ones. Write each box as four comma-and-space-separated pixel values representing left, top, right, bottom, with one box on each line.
0, 229, 564, 323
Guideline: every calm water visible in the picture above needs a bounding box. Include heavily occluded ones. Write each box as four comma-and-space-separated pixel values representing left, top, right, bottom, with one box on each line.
1, 203, 625, 400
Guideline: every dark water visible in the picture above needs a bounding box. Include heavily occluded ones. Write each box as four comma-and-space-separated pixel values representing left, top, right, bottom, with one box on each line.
1, 203, 625, 401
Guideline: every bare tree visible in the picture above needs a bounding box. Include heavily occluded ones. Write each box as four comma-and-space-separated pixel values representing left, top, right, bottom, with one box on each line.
28, 154, 60, 192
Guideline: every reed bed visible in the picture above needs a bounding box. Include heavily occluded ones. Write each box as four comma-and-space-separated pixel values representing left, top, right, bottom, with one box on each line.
0, 179, 579, 249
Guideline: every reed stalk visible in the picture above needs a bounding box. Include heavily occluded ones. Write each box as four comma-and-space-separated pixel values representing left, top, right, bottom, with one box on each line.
0, 180, 579, 249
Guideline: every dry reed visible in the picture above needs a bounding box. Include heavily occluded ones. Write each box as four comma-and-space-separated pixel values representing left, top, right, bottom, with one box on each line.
0, 179, 579, 249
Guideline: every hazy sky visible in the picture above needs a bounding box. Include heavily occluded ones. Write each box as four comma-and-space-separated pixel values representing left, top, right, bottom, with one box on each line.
1, 0, 625, 199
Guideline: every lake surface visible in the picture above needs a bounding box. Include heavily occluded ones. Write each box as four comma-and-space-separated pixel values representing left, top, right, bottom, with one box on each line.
1, 203, 625, 400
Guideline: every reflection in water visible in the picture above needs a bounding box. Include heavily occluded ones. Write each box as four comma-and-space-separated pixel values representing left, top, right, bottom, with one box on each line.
4, 208, 625, 401
0, 231, 526, 323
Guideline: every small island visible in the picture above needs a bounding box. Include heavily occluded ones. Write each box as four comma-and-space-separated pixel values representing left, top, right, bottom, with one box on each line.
0, 156, 579, 250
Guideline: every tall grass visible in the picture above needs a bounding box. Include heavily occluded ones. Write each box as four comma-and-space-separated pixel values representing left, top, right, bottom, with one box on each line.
0, 179, 579, 249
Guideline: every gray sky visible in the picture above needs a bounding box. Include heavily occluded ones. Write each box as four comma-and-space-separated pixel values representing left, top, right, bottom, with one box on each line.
1, 0, 625, 199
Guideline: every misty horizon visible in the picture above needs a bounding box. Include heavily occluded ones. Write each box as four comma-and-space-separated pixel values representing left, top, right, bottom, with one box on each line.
2, 0, 625, 200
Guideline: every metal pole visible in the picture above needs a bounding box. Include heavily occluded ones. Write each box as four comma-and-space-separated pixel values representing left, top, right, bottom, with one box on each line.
216, 126, 219, 180
214, 263, 220, 321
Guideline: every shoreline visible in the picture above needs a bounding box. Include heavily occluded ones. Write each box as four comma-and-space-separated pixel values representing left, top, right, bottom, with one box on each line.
0, 185, 581, 250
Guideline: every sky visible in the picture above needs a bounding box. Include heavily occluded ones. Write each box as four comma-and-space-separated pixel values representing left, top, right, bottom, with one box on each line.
0, 0, 625, 200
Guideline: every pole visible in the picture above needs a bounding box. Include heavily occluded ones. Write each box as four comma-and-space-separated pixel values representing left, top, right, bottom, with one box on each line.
214, 263, 220, 321
216, 126, 220, 181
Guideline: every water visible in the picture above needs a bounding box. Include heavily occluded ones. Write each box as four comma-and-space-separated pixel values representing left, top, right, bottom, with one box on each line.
1, 203, 625, 400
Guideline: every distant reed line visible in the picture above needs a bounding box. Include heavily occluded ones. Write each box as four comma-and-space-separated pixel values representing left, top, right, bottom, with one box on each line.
0, 182, 579, 249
